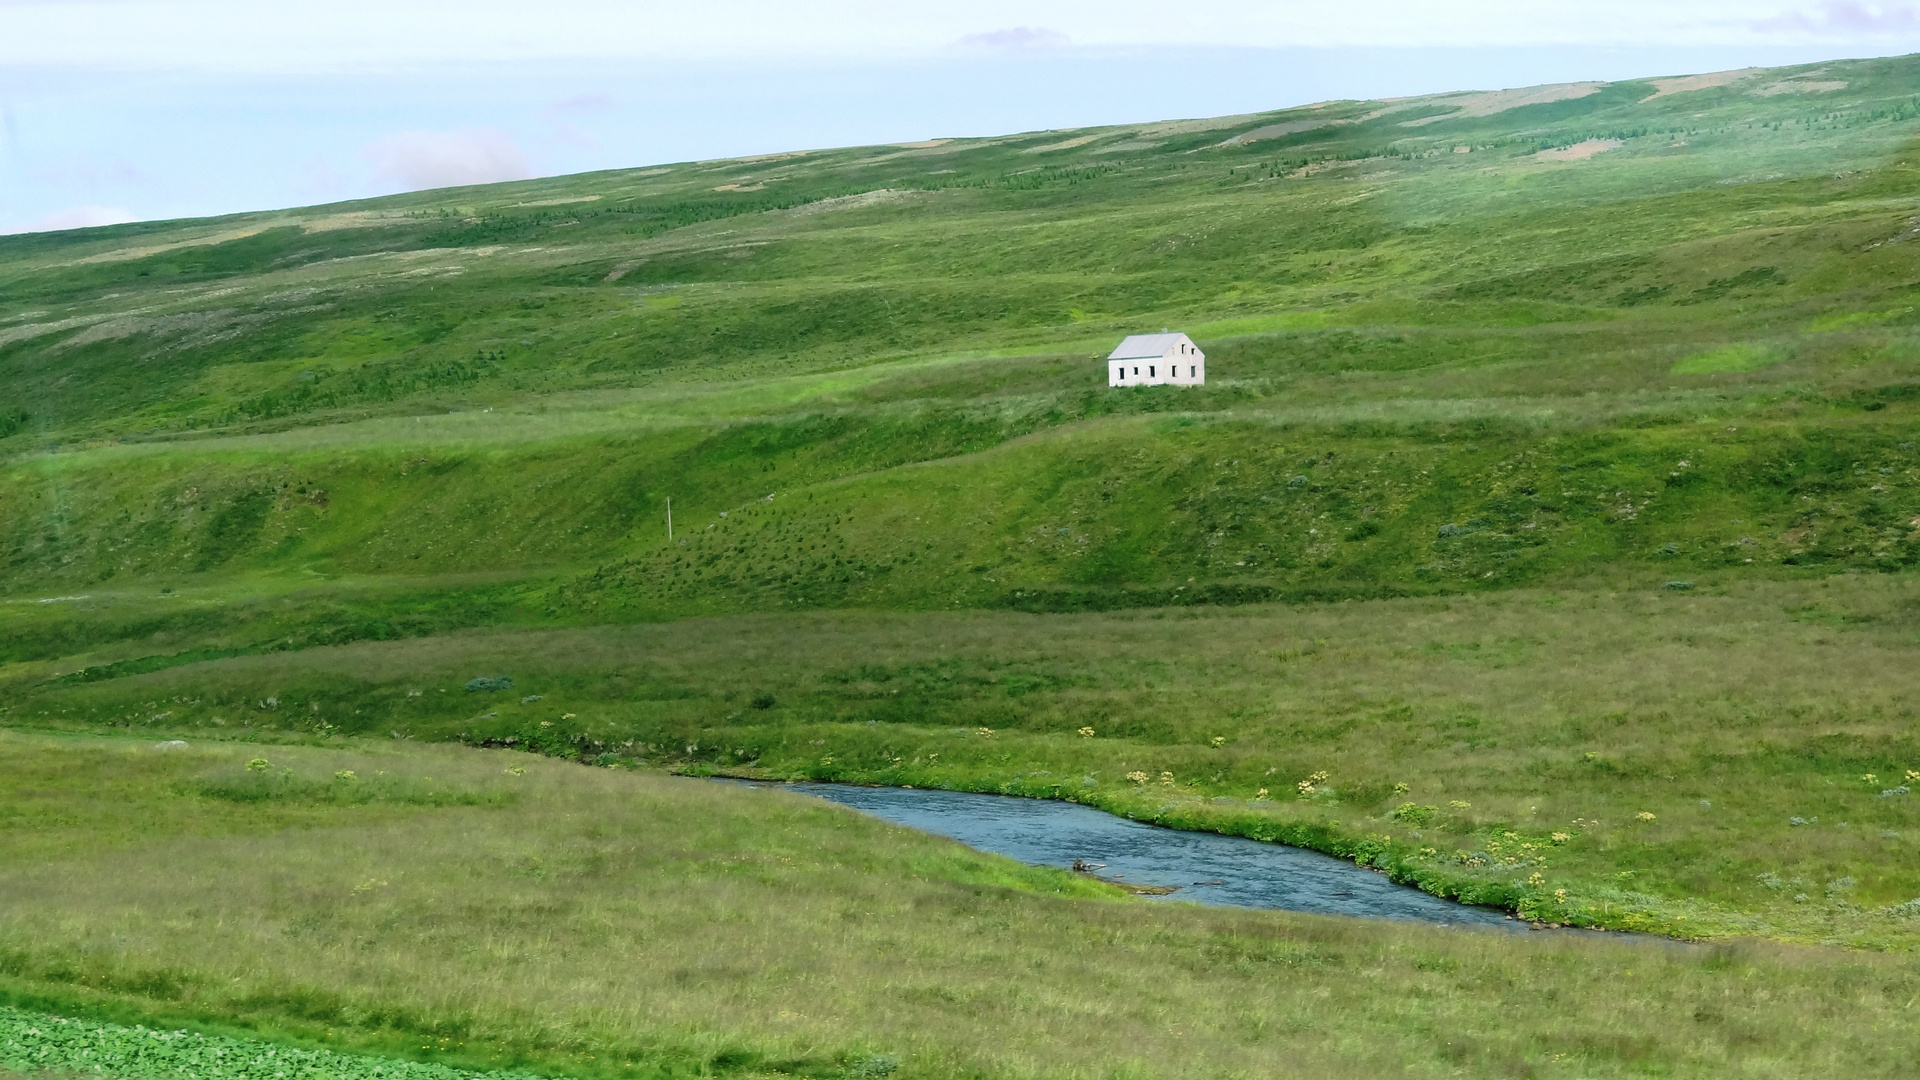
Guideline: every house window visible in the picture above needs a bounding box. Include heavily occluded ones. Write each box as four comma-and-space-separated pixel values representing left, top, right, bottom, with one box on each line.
1190, 366, 1196, 376
1133, 367, 1139, 375
1149, 366, 1155, 377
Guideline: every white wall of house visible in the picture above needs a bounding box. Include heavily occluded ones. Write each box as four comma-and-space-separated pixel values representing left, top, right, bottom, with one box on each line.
1108, 332, 1205, 387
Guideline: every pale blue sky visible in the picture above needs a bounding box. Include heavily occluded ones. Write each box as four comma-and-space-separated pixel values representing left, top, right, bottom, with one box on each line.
4, 1, 1920, 232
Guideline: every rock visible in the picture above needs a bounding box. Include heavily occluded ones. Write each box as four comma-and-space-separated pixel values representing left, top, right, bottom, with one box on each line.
152, 740, 188, 750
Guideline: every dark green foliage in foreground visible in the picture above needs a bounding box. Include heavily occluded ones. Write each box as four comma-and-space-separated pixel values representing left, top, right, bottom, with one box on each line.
0, 1006, 545, 1080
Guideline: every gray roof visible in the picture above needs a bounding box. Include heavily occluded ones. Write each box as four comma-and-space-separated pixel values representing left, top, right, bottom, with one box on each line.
1108, 332, 1198, 361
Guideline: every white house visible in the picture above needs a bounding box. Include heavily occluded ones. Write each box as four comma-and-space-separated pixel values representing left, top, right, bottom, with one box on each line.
1108, 332, 1205, 387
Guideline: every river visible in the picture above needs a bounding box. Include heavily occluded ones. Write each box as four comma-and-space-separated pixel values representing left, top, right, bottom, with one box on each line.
733, 781, 1526, 929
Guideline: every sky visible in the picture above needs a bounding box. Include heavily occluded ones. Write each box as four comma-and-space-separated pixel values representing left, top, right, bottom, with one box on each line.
4, 1, 1920, 232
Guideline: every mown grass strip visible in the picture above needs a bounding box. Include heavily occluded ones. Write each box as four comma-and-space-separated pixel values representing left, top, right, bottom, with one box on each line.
0, 1006, 545, 1080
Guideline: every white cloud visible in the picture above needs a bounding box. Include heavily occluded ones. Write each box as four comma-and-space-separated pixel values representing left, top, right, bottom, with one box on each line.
1, 205, 138, 235
362, 127, 532, 191
1754, 2, 1920, 34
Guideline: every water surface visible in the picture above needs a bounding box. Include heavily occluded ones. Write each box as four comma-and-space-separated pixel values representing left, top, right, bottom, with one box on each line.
750, 781, 1518, 929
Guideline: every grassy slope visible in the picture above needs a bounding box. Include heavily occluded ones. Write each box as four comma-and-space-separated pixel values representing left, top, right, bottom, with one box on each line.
3, 731, 1918, 1080
8, 58, 1920, 626
4, 58, 1920, 946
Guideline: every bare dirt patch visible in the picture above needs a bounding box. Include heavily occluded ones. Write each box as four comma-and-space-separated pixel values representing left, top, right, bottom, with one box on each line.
1021, 135, 1101, 154
1288, 158, 1372, 179
1398, 83, 1606, 127
509, 195, 603, 208
299, 211, 406, 234
1641, 68, 1761, 101
1752, 80, 1848, 96
1535, 139, 1624, 162
845, 140, 1005, 167
1092, 141, 1163, 155
1134, 114, 1263, 138
782, 190, 917, 216
1219, 121, 1342, 146
0, 314, 113, 349
71, 226, 269, 265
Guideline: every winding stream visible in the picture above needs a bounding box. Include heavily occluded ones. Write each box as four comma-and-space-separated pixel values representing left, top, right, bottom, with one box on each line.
740, 781, 1523, 929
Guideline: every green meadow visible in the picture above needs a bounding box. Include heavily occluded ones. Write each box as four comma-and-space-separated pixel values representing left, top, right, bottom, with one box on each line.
8, 53, 1920, 1076
2, 731, 1918, 1080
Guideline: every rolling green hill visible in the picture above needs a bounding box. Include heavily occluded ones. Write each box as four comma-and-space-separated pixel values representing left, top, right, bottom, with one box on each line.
8, 54, 1920, 962
8, 55, 1920, 637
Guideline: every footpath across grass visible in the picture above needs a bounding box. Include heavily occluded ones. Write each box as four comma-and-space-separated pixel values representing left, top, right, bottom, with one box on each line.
1, 731, 1918, 1080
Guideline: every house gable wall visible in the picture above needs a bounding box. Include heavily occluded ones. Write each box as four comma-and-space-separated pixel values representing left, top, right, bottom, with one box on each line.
1108, 333, 1205, 387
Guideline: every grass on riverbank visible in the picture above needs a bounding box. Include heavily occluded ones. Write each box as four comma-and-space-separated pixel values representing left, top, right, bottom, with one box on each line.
14, 573, 1920, 948
3, 731, 1919, 1080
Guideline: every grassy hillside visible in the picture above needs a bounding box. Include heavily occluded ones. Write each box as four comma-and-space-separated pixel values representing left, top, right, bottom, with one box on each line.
8, 56, 1920, 641
3, 732, 1917, 1080
11, 52, 1920, 1062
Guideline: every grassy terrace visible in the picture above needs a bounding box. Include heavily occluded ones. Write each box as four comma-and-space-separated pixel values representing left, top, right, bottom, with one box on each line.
2, 732, 1918, 1080
15, 573, 1920, 947
8, 53, 1920, 1076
